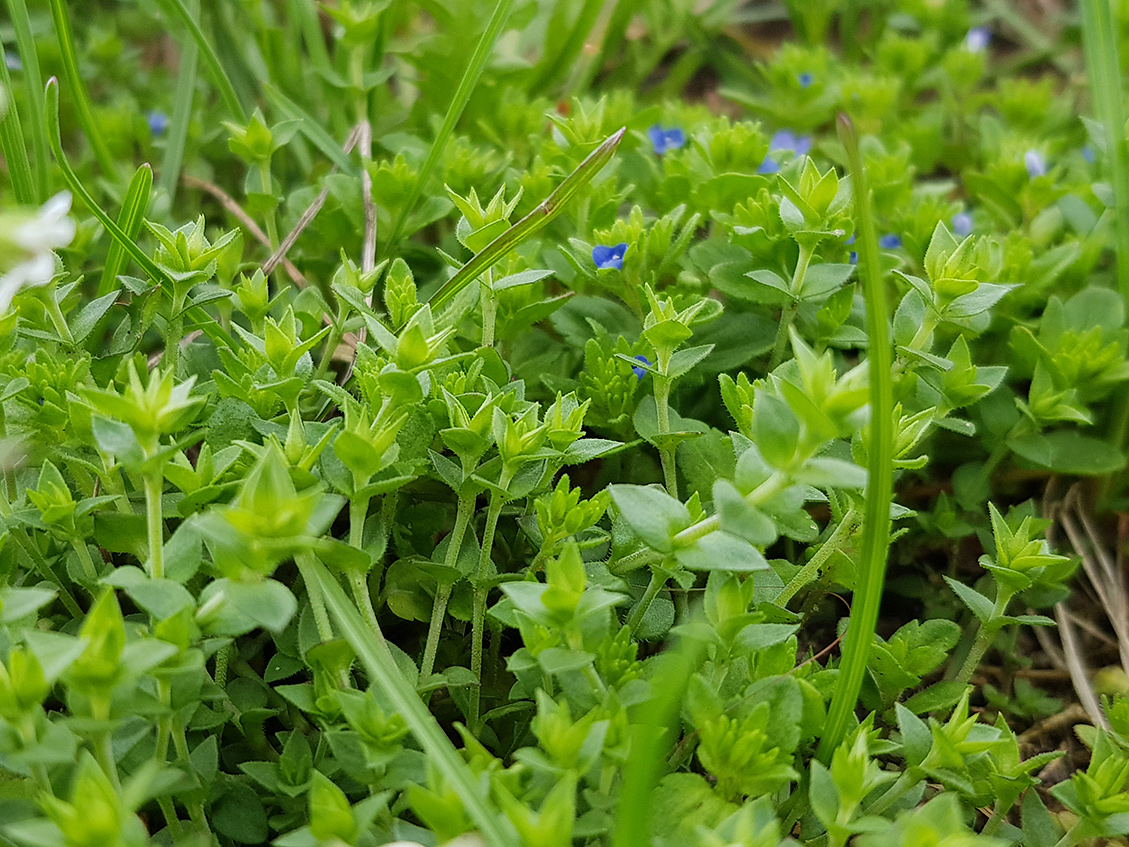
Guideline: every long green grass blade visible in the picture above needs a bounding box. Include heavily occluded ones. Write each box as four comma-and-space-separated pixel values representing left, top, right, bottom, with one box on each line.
153, 0, 246, 123
47, 79, 168, 286
262, 84, 357, 174
385, 0, 515, 251
0, 40, 36, 204
1080, 0, 1129, 299
99, 164, 153, 297
45, 78, 230, 351
306, 557, 519, 847
47, 0, 119, 182
816, 115, 895, 764
613, 636, 705, 847
529, 0, 604, 94
7, 0, 50, 200
157, 0, 199, 205
428, 126, 625, 312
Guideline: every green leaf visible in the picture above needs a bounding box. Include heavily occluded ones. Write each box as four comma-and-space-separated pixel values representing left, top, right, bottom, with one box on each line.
734, 623, 799, 652
492, 268, 555, 290
895, 703, 931, 768
753, 391, 799, 469
212, 781, 268, 844
609, 485, 691, 553
1007, 431, 1127, 475
943, 576, 995, 624
903, 680, 968, 715
799, 263, 854, 301
666, 344, 715, 379
221, 578, 299, 633
674, 531, 770, 573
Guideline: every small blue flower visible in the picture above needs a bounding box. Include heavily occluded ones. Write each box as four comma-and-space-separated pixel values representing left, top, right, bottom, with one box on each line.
878, 233, 902, 249
964, 26, 991, 53
951, 212, 973, 237
846, 233, 857, 264
147, 110, 169, 136
647, 125, 685, 156
4, 52, 22, 72
592, 243, 628, 271
1082, 145, 1096, 164
757, 130, 813, 174
797, 71, 814, 88
631, 355, 651, 381
1024, 149, 1047, 178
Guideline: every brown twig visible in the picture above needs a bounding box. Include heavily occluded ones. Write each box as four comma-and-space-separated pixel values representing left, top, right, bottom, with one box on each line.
180, 173, 306, 286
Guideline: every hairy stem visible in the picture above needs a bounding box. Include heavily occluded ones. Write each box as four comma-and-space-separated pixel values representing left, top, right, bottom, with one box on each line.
420, 492, 475, 679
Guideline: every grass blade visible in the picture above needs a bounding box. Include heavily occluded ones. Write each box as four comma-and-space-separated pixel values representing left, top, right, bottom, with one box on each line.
0, 39, 36, 204
529, 0, 604, 94
385, 0, 516, 251
6, 0, 50, 200
613, 634, 705, 847
153, 0, 246, 123
99, 164, 153, 297
816, 114, 895, 764
306, 556, 519, 847
427, 127, 625, 312
47, 0, 119, 182
157, 0, 199, 205
262, 84, 357, 174
1080, 0, 1129, 299
45, 78, 230, 351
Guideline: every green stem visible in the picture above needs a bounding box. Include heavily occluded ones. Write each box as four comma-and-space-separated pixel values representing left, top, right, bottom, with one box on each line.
817, 116, 895, 765
71, 538, 99, 583
469, 490, 507, 732
144, 470, 165, 580
867, 768, 920, 816
214, 643, 232, 689
13, 530, 84, 617
313, 302, 349, 383
769, 242, 815, 369
257, 159, 280, 253
296, 552, 335, 644
165, 292, 186, 377
954, 590, 1012, 685
980, 800, 1010, 837
626, 568, 666, 635
776, 507, 860, 607
349, 570, 385, 645
420, 492, 475, 680
653, 373, 677, 498
481, 271, 497, 347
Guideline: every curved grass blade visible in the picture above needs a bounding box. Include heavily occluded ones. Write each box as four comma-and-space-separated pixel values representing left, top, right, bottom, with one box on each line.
529, 0, 604, 94
815, 114, 895, 764
262, 84, 356, 174
1080, 0, 1129, 299
613, 632, 705, 847
428, 127, 625, 312
99, 164, 153, 297
153, 0, 246, 123
45, 78, 231, 351
47, 0, 119, 182
0, 40, 35, 204
385, 0, 515, 251
6, 0, 50, 200
157, 0, 199, 205
307, 556, 520, 847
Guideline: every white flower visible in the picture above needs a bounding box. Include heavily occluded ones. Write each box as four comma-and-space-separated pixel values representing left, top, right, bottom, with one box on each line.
0, 191, 75, 313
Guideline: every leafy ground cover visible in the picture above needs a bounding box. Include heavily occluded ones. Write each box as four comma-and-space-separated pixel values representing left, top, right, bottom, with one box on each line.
2, 0, 1129, 844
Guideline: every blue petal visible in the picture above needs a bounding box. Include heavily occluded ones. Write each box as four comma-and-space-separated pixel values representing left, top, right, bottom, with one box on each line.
951, 212, 973, 237
757, 157, 780, 175
592, 243, 628, 270
631, 355, 651, 380
1024, 150, 1047, 178
147, 110, 169, 136
798, 72, 814, 88
878, 234, 902, 249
